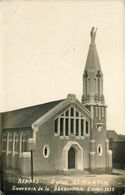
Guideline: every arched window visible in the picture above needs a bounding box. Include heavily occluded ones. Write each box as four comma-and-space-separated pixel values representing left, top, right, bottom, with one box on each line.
54, 107, 90, 137
43, 145, 50, 158
97, 144, 103, 156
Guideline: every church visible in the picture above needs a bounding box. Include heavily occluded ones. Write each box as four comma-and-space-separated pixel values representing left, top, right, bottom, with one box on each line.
1, 27, 112, 175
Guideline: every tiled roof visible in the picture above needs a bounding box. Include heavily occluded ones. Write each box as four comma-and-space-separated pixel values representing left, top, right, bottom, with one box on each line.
2, 100, 64, 129
107, 130, 125, 142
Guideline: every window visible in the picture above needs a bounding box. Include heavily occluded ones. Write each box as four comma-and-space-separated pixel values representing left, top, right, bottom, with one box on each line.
54, 118, 58, 134
43, 145, 50, 158
54, 107, 90, 137
86, 120, 89, 134
97, 144, 103, 156
71, 107, 74, 116
81, 119, 84, 136
76, 111, 79, 117
99, 107, 101, 120
65, 118, 69, 136
76, 119, 79, 136
9, 134, 13, 152
66, 110, 69, 116
71, 119, 74, 134
60, 118, 64, 136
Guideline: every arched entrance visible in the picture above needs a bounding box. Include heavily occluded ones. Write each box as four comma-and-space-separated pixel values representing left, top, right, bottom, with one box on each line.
62, 141, 83, 171
68, 147, 75, 169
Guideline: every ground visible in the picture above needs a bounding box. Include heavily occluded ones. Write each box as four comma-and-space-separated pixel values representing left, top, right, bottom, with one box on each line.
1, 169, 125, 195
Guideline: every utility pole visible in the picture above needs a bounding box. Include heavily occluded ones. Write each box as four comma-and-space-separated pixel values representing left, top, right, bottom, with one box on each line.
31, 149, 33, 182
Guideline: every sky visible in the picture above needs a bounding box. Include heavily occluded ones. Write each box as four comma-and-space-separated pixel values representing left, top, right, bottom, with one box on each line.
0, 0, 125, 134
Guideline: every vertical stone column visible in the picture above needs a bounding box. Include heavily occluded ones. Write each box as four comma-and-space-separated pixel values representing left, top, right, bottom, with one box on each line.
19, 133, 23, 157
105, 139, 112, 173
89, 140, 96, 172
105, 139, 109, 172
89, 105, 96, 172
89, 152, 96, 172
12, 133, 16, 169
62, 149, 67, 172
12, 133, 16, 156
107, 150, 112, 173
6, 133, 9, 155
105, 139, 109, 151
6, 133, 10, 168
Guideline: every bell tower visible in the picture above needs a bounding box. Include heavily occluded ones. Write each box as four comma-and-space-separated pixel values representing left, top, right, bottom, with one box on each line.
82, 27, 112, 172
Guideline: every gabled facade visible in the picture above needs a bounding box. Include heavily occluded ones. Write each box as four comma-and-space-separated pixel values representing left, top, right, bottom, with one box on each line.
1, 28, 112, 175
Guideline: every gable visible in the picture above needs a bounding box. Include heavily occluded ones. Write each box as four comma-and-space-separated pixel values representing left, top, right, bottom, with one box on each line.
54, 105, 91, 137
32, 94, 91, 129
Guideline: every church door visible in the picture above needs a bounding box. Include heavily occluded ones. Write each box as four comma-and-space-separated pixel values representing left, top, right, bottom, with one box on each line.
68, 147, 75, 169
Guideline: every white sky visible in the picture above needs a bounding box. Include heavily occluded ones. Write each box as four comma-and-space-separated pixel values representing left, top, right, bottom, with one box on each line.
0, 0, 125, 134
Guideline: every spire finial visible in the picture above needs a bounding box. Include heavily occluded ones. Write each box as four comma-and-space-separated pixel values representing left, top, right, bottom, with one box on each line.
90, 27, 97, 44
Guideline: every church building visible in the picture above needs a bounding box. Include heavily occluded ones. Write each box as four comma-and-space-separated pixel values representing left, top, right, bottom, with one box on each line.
1, 28, 112, 175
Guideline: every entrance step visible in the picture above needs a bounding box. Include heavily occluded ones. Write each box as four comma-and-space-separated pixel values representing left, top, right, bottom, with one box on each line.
63, 169, 84, 175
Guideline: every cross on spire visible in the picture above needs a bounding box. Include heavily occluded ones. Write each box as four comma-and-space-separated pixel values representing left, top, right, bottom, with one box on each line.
90, 27, 97, 44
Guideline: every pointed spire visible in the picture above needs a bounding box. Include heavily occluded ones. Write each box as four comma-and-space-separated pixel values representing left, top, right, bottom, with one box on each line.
82, 27, 105, 105
85, 27, 102, 74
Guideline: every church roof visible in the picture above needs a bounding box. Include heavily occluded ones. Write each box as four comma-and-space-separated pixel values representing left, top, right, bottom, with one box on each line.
2, 99, 64, 129
2, 94, 91, 129
84, 27, 102, 74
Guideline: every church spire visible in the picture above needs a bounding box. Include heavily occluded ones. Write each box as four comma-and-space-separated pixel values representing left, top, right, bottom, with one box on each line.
82, 27, 105, 105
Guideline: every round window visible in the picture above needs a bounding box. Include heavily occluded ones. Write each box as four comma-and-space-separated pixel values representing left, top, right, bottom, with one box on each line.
97, 144, 103, 156
43, 145, 50, 158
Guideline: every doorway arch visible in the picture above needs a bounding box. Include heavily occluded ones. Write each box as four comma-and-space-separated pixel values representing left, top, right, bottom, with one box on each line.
68, 147, 75, 169
62, 141, 83, 171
